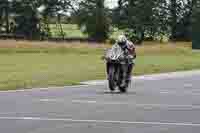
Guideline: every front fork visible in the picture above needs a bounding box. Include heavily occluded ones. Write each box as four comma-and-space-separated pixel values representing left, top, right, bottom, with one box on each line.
106, 62, 110, 80
106, 63, 117, 79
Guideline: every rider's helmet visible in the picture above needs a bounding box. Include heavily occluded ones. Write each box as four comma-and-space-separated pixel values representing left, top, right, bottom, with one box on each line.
117, 35, 127, 46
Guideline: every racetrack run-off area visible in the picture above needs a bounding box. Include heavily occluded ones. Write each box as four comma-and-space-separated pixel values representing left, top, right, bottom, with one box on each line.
0, 71, 200, 133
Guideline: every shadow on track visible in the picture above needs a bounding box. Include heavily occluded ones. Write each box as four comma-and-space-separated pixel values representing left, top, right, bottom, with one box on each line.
97, 91, 137, 95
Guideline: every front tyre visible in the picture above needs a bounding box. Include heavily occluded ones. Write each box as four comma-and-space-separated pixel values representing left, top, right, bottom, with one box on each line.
108, 65, 117, 91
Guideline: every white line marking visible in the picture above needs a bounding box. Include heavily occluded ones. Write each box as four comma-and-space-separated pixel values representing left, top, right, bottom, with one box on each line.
39, 99, 61, 102
184, 84, 193, 88
160, 91, 170, 94
71, 100, 200, 109
0, 116, 200, 127
0, 85, 93, 93
157, 90, 200, 96
38, 99, 200, 110
162, 91, 200, 96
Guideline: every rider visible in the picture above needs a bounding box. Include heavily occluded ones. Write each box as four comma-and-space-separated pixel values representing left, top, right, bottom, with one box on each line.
116, 34, 136, 86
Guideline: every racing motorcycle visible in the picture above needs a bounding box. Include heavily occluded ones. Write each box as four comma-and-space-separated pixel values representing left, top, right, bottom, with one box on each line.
103, 44, 131, 93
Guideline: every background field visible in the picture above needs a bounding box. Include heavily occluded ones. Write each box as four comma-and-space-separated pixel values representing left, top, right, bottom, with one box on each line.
0, 40, 198, 91
50, 24, 123, 39
50, 24, 87, 38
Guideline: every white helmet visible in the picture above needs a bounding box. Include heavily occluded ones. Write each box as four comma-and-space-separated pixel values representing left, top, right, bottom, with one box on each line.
117, 35, 127, 44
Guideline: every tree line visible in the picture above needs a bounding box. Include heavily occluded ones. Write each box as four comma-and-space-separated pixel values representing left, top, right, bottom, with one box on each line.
0, 0, 196, 43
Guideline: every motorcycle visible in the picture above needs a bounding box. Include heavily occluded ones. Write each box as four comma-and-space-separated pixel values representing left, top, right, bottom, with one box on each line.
103, 44, 131, 93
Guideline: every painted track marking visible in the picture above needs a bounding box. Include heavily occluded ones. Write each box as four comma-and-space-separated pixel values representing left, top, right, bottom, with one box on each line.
0, 116, 200, 127
38, 99, 200, 110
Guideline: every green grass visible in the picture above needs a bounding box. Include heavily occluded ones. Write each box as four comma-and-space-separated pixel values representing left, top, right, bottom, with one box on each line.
50, 24, 87, 38
0, 41, 199, 91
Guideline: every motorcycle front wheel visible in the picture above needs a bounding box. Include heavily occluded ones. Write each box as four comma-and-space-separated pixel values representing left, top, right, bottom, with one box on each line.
108, 64, 117, 91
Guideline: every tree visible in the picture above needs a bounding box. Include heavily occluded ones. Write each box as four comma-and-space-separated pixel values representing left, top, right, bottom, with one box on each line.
10, 0, 73, 39
170, 0, 177, 39
11, 0, 41, 39
113, 0, 192, 42
152, 0, 170, 40
36, 0, 77, 39
192, 0, 200, 49
113, 0, 168, 43
75, 0, 111, 41
0, 0, 10, 33
169, 0, 193, 40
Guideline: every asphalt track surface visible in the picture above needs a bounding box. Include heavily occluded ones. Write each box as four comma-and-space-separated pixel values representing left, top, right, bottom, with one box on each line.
0, 71, 200, 133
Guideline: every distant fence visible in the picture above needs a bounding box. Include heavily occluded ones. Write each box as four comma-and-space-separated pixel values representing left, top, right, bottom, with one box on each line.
0, 34, 25, 40
47, 37, 99, 43
0, 34, 101, 43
